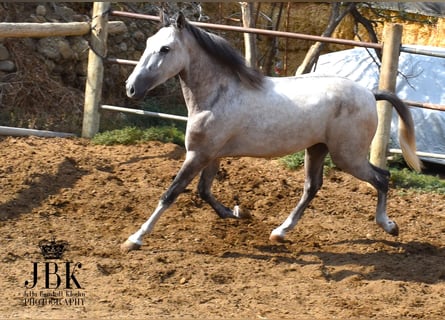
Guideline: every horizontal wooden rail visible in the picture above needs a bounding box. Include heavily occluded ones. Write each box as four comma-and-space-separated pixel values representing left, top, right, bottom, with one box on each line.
0, 21, 126, 38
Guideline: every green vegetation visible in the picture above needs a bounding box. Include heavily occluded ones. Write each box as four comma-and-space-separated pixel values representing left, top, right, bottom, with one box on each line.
94, 79, 187, 146
279, 151, 335, 171
280, 151, 445, 194
92, 126, 185, 146
279, 151, 306, 170
100, 78, 188, 132
390, 168, 445, 194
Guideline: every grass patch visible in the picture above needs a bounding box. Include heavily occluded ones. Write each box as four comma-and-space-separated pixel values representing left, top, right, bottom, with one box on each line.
92, 126, 185, 146
279, 151, 335, 171
390, 168, 445, 194
279, 151, 305, 170
280, 151, 445, 194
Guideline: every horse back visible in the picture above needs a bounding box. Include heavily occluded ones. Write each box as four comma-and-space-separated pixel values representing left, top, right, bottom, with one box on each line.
189, 75, 378, 158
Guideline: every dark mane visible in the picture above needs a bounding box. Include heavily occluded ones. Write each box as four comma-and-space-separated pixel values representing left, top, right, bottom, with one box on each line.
182, 19, 264, 89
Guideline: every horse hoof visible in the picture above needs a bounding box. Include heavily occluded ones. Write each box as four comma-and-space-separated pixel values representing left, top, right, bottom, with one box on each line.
378, 220, 399, 237
120, 240, 141, 253
388, 223, 399, 236
233, 205, 251, 219
269, 233, 286, 243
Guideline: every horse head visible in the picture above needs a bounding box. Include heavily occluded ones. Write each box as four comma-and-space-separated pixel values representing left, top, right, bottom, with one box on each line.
126, 12, 188, 99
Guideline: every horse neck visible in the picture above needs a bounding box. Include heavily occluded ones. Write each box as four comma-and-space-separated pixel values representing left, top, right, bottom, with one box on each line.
178, 51, 230, 114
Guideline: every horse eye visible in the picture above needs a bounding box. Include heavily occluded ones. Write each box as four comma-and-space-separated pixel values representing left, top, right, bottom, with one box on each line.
160, 46, 170, 54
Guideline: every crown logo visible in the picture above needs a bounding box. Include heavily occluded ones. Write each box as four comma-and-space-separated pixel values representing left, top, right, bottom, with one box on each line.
38, 237, 68, 260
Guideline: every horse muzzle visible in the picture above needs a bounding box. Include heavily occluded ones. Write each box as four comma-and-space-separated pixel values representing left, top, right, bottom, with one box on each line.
125, 72, 158, 99
126, 80, 145, 99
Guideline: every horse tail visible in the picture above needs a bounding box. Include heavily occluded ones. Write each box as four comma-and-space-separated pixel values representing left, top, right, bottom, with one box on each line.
373, 90, 422, 172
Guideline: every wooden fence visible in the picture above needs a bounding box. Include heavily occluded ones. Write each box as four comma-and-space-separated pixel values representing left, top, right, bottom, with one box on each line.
0, 2, 443, 165
86, 4, 445, 167
0, 5, 125, 138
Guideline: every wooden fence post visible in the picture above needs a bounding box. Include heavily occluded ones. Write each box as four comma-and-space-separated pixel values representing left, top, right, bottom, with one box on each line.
240, 2, 256, 67
82, 2, 110, 138
370, 23, 403, 169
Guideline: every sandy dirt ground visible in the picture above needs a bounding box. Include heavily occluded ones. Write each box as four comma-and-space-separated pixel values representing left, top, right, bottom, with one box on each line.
0, 136, 444, 319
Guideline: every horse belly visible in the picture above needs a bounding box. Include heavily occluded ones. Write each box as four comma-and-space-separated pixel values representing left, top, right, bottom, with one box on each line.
217, 111, 324, 158
220, 136, 316, 158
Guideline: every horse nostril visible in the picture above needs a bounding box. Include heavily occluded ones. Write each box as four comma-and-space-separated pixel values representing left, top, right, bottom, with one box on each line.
127, 85, 136, 98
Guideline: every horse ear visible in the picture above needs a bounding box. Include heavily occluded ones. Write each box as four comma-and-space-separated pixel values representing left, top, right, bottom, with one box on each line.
160, 10, 170, 27
175, 12, 186, 29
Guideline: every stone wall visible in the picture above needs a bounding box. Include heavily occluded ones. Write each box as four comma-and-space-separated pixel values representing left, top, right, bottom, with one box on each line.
0, 2, 156, 133
0, 3, 90, 82
0, 43, 15, 72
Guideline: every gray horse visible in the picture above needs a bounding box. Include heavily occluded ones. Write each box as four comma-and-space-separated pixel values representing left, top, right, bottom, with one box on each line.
122, 12, 421, 252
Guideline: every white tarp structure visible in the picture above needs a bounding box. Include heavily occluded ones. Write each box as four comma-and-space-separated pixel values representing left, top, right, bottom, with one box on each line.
313, 45, 445, 165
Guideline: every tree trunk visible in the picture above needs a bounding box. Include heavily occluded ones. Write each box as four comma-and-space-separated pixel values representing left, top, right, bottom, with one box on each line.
296, 3, 355, 75
240, 2, 256, 67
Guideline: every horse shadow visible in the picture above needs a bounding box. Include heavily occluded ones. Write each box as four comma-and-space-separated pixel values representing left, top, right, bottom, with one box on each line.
0, 157, 88, 220
0, 145, 185, 221
221, 238, 445, 284
309, 239, 444, 284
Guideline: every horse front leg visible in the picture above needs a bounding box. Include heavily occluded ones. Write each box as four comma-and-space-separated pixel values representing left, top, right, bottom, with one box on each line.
121, 152, 209, 253
198, 159, 248, 219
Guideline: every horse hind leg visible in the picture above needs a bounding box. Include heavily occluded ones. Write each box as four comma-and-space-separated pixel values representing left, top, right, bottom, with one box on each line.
370, 164, 399, 236
270, 143, 328, 242
198, 159, 248, 219
334, 155, 398, 236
